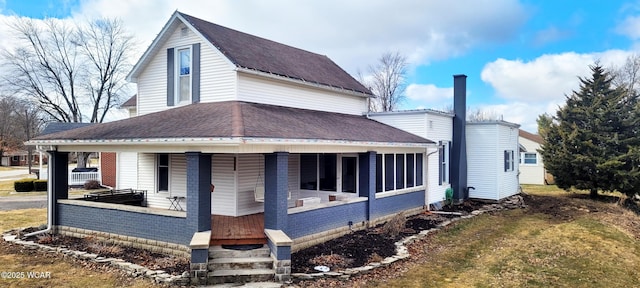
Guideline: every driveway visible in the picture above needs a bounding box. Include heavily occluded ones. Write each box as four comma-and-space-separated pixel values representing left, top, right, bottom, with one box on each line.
0, 195, 47, 211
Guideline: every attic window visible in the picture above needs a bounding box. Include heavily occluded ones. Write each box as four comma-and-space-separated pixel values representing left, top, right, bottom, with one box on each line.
180, 27, 189, 37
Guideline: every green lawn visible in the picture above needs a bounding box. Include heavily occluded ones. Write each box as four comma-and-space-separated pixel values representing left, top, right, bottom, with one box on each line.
361, 185, 640, 287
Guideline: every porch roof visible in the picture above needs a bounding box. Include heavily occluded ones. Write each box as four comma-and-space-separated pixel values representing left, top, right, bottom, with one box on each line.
30, 101, 433, 147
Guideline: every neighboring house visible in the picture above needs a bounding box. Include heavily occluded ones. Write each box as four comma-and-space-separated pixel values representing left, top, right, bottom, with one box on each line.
518, 129, 547, 185
1, 149, 44, 166
120, 94, 137, 117
28, 12, 435, 284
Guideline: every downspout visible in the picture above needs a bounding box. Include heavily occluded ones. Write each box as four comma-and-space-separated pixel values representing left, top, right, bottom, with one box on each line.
25, 149, 54, 237
424, 147, 439, 209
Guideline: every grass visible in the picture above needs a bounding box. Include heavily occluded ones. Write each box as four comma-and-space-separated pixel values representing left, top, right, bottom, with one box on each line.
0, 209, 158, 287
367, 185, 640, 288
0, 179, 104, 197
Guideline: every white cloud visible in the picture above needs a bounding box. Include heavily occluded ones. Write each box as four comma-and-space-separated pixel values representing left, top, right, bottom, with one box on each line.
472, 101, 562, 133
405, 83, 453, 108
480, 50, 633, 103
65, 0, 528, 74
616, 15, 640, 40
479, 49, 635, 132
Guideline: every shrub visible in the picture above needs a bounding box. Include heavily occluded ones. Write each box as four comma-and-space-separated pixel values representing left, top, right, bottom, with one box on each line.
83, 180, 101, 190
382, 212, 406, 236
14, 178, 34, 192
33, 180, 48, 191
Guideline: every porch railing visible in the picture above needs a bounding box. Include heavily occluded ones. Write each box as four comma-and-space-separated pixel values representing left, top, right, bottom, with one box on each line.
69, 171, 101, 185
38, 168, 102, 186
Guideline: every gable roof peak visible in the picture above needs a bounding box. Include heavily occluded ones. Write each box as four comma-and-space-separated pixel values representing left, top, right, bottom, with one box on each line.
128, 11, 371, 96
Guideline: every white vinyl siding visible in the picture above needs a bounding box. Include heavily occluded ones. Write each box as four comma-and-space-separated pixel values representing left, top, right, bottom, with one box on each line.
237, 73, 367, 115
212, 154, 236, 216
169, 154, 187, 198
116, 152, 138, 190
467, 123, 520, 201
138, 153, 171, 209
136, 24, 236, 116
236, 154, 263, 216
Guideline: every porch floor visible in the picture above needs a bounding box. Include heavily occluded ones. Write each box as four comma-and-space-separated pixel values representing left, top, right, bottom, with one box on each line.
210, 213, 267, 246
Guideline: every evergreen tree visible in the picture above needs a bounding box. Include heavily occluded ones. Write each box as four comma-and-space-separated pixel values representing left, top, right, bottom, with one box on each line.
540, 64, 640, 198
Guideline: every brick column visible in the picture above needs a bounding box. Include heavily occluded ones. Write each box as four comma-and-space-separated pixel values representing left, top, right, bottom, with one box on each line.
48, 151, 68, 226
359, 151, 376, 221
264, 152, 289, 231
185, 152, 212, 232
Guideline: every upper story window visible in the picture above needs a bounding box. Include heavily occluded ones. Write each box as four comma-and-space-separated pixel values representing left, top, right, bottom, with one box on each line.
177, 47, 191, 103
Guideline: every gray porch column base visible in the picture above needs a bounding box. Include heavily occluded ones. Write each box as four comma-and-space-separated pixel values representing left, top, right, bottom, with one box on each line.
265, 229, 292, 282
189, 230, 210, 285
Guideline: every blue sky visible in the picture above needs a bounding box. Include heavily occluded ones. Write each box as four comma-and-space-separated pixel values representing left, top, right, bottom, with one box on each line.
2, 0, 640, 132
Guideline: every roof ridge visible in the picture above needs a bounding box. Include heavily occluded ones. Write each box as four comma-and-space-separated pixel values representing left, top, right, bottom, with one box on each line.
231, 102, 245, 137
178, 12, 330, 60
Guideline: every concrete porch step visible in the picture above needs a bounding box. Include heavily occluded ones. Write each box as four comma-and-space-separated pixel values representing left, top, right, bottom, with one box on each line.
209, 245, 271, 259
208, 268, 275, 284
209, 257, 274, 270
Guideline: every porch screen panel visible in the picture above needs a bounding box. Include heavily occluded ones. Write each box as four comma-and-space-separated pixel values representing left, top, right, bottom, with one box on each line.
416, 153, 423, 186
300, 154, 317, 190
375, 154, 383, 193
396, 154, 405, 189
384, 154, 394, 191
406, 154, 415, 188
319, 154, 336, 191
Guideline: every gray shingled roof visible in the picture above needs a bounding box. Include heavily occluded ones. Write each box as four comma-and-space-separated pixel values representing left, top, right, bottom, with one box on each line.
120, 95, 136, 108
39, 122, 95, 136
34, 101, 432, 145
179, 12, 371, 95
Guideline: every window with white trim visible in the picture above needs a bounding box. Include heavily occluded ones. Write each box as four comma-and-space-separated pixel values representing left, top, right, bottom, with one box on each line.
157, 154, 169, 192
439, 141, 450, 185
504, 150, 515, 172
176, 47, 191, 103
521, 152, 537, 165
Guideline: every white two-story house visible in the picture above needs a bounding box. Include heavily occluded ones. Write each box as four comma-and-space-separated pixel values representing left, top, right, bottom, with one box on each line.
30, 11, 435, 283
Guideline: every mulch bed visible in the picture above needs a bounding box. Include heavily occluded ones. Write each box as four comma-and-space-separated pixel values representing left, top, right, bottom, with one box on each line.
23, 233, 189, 275
291, 200, 485, 274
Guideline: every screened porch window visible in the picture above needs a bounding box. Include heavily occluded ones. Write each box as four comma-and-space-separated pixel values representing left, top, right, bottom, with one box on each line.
299, 154, 336, 191
376, 153, 424, 193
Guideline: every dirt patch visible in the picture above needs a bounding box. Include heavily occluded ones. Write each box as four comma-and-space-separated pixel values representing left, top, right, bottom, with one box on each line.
21, 233, 189, 275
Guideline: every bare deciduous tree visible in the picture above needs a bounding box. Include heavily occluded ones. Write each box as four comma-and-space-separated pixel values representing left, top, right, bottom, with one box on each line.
361, 51, 408, 112
611, 54, 640, 96
1, 17, 134, 167
1, 17, 133, 123
467, 107, 501, 122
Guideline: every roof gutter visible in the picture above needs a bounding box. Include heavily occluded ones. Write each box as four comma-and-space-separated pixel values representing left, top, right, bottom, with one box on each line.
236, 67, 372, 98
27, 136, 434, 149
